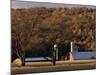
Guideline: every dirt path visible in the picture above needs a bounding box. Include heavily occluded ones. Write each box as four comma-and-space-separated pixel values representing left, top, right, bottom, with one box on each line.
11, 60, 96, 74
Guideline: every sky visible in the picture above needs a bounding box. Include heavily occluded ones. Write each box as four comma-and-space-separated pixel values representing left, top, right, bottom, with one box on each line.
11, 0, 96, 9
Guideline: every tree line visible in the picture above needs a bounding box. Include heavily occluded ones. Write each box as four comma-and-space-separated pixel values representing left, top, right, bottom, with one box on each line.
11, 7, 96, 57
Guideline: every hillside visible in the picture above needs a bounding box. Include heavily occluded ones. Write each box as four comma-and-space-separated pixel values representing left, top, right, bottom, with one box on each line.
11, 7, 96, 57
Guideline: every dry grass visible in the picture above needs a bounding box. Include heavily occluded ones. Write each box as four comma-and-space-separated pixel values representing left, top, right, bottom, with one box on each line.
11, 60, 96, 74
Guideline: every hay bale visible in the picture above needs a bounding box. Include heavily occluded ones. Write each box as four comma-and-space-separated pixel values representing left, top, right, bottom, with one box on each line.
12, 58, 22, 66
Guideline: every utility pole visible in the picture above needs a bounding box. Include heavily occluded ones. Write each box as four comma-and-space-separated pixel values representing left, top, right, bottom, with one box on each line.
53, 43, 58, 65
70, 41, 74, 61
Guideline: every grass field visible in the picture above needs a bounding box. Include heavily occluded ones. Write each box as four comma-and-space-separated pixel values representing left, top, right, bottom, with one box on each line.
11, 60, 96, 74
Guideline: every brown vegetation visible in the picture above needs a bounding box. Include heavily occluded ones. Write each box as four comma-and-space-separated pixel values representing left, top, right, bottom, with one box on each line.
11, 7, 96, 57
